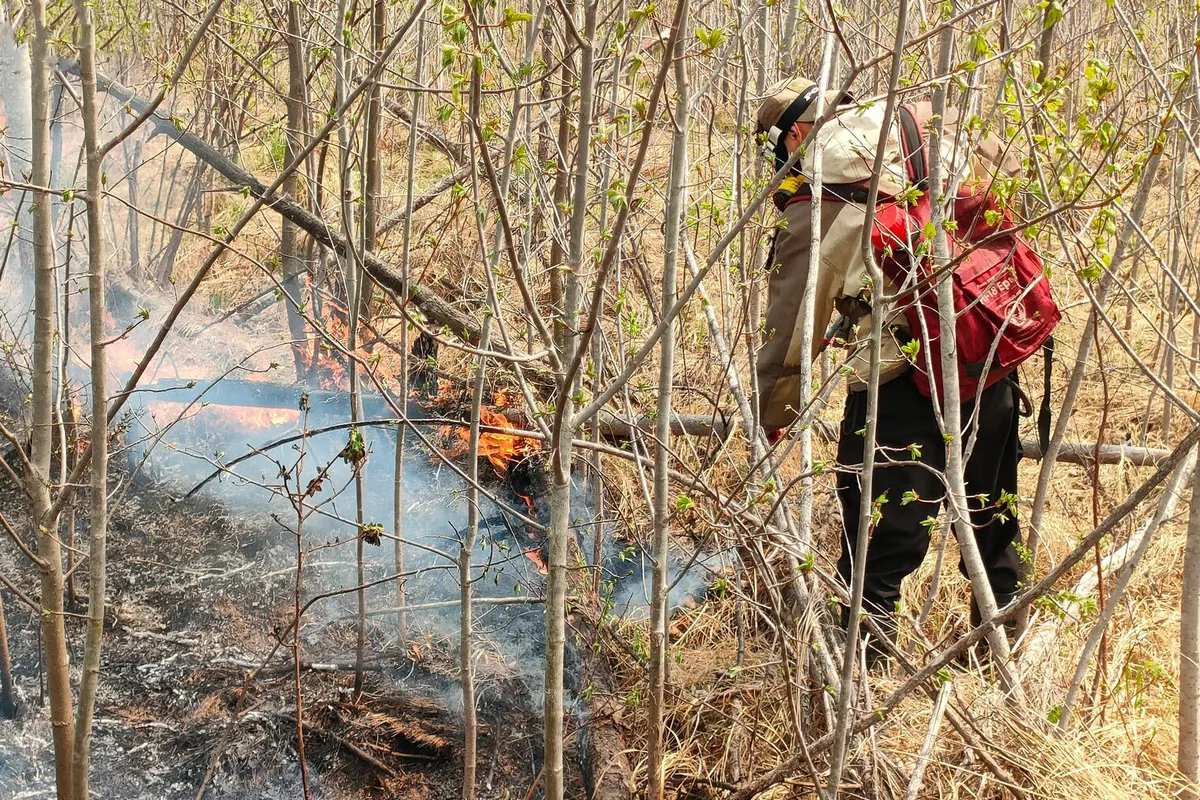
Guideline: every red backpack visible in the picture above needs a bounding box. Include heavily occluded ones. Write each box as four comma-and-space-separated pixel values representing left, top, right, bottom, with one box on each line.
870, 106, 1060, 405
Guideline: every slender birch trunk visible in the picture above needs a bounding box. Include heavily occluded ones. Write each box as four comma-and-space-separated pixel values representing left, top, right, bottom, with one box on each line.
1022, 138, 1167, 631
461, 315, 490, 800
71, 0, 109, 793
1180, 435, 1200, 798
282, 0, 310, 378
28, 0, 74, 794
545, 2, 597, 795
826, 5, 908, 792
647, 20, 688, 796
795, 32, 836, 550
926, 11, 1018, 688
394, 18, 427, 644
332, 0, 370, 699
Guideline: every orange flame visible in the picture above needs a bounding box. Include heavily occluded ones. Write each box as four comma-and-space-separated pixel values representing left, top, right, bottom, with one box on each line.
148, 400, 300, 430
295, 302, 406, 392
523, 548, 548, 575
439, 406, 536, 477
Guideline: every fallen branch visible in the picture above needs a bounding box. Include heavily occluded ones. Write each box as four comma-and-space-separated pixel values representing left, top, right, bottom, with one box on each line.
71, 64, 484, 345
599, 410, 1171, 466
260, 710, 442, 774
377, 165, 472, 236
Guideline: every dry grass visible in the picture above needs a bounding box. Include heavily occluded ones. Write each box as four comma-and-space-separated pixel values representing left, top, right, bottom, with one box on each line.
131, 65, 1200, 798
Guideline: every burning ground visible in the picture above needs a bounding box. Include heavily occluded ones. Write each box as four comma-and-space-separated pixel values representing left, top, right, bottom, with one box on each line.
0, 353, 718, 798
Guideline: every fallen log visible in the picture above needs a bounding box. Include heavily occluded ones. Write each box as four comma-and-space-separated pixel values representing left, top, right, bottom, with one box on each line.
595, 411, 1172, 467
134, 379, 1173, 470
70, 63, 483, 346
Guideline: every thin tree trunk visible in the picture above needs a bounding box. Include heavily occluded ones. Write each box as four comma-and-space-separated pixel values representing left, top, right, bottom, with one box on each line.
926, 16, 1019, 691
71, 0, 108, 793
795, 32, 837, 551
292, 414, 313, 799
394, 17, 426, 644
359, 0, 386, 322
461, 316, 490, 800
545, 1, 597, 795
647, 20, 687, 796
1181, 457, 1200, 799
29, 0, 74, 793
0, 587, 15, 718
1061, 446, 1197, 729
282, 0, 311, 378
1021, 140, 1167, 634
826, 6, 909, 791
332, 0, 369, 700
0, 8, 34, 288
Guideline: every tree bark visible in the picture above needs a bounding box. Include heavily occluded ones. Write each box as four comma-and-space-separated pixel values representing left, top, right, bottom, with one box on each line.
71, 0, 109, 794
647, 18, 687, 796
359, 0, 386, 323
461, 316, 490, 800
281, 0, 311, 378
545, 1, 598, 796
29, 0, 75, 794
0, 587, 15, 718
1021, 140, 1167, 634
0, 8, 34, 288
827, 5, 909, 791
1180, 461, 1200, 798
926, 12, 1019, 690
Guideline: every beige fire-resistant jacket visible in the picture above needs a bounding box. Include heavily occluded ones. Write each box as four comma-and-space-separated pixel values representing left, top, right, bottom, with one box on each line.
757, 101, 1022, 430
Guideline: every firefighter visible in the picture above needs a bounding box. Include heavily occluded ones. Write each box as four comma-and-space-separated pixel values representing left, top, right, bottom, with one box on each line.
754, 76, 1029, 658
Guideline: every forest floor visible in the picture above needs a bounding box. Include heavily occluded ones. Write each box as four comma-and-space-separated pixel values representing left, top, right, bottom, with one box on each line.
0, 459, 552, 800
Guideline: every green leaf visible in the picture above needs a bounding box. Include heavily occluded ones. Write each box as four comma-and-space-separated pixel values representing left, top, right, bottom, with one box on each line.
341, 426, 367, 466
502, 6, 532, 25
359, 522, 385, 546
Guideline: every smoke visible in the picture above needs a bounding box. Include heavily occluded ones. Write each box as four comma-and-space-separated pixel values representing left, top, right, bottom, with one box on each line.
604, 547, 728, 622
123, 386, 723, 699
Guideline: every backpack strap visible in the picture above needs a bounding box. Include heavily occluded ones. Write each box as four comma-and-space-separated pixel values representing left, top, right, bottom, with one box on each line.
789, 184, 872, 204
1038, 336, 1055, 452
897, 105, 928, 190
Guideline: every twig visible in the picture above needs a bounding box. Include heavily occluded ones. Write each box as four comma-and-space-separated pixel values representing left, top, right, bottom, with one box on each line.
904, 682, 951, 800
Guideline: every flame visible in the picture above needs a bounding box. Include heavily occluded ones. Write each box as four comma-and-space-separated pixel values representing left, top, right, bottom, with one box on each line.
149, 400, 300, 430
438, 406, 536, 477
523, 548, 548, 575
296, 305, 406, 393
519, 494, 535, 517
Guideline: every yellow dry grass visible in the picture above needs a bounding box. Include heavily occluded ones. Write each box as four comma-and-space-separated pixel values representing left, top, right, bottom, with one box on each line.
145, 74, 1200, 799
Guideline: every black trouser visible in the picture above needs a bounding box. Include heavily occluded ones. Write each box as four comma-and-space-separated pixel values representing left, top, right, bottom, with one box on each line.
835, 372, 1025, 631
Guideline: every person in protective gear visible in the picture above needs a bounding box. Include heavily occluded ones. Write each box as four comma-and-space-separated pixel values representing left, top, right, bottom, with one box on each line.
755, 76, 1027, 659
